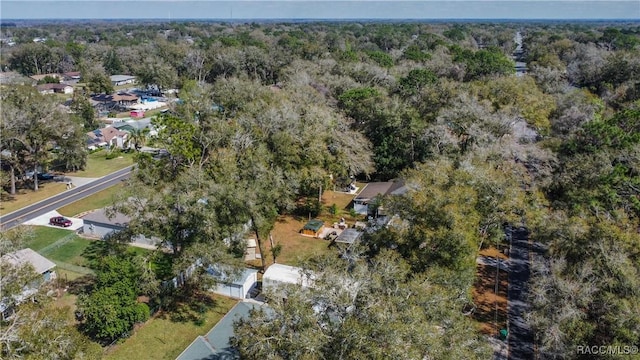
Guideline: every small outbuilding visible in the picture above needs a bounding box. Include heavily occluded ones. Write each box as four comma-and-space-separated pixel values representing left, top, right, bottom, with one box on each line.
335, 228, 363, 246
301, 219, 324, 237
208, 267, 258, 300
262, 263, 313, 300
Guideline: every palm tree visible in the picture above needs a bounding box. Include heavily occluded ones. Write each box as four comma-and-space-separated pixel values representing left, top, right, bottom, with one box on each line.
128, 127, 149, 151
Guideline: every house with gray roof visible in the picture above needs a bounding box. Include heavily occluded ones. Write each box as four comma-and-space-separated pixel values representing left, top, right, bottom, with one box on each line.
1, 248, 56, 282
1, 248, 57, 319
353, 179, 407, 216
176, 301, 265, 360
81, 208, 159, 248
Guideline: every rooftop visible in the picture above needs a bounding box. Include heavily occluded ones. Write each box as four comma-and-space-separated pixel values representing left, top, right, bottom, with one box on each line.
1, 248, 56, 274
355, 180, 406, 201
302, 219, 324, 232
110, 74, 136, 82
263, 263, 312, 287
335, 228, 363, 245
176, 302, 264, 360
81, 208, 131, 227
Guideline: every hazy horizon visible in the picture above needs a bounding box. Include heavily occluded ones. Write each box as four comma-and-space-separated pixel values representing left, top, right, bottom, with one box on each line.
2, 1, 639, 21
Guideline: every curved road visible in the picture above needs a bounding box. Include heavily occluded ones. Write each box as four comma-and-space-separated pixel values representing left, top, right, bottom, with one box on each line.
0, 166, 133, 230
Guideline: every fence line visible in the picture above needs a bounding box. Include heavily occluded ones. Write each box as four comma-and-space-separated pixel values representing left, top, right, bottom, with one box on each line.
38, 233, 77, 256
52, 260, 94, 275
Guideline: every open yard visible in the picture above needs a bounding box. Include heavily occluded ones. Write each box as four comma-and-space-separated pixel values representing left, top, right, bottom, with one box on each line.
257, 214, 334, 268
24, 225, 76, 251
67, 150, 135, 178
253, 189, 365, 268
104, 296, 237, 360
472, 262, 509, 336
58, 184, 123, 217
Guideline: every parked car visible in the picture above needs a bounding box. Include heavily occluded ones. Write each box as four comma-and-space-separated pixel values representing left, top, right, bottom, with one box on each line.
37, 173, 55, 181
49, 216, 72, 227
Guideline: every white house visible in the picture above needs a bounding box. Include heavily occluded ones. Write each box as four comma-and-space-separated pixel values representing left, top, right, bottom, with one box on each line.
36, 83, 74, 95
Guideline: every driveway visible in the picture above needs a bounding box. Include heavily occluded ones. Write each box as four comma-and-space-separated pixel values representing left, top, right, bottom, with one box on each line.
23, 210, 84, 231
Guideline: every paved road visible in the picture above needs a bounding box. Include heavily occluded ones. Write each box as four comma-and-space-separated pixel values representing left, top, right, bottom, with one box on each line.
0, 166, 133, 230
507, 226, 534, 360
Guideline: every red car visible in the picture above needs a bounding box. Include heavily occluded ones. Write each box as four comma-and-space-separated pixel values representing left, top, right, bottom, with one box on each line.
49, 216, 72, 227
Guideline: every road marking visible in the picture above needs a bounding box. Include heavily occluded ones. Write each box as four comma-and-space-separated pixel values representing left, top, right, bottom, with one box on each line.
0, 170, 130, 228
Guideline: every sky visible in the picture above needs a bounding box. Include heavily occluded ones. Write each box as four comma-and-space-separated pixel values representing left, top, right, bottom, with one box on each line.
1, 0, 639, 20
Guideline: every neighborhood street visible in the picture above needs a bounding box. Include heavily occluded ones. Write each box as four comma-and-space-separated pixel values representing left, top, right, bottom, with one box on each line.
0, 166, 133, 230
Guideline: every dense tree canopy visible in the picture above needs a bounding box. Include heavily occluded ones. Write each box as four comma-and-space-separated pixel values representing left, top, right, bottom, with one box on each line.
1, 20, 639, 359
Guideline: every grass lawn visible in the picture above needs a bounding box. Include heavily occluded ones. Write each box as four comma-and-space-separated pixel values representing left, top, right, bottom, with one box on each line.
253, 189, 364, 268
58, 184, 123, 217
67, 150, 135, 178
23, 225, 75, 250
0, 182, 68, 215
258, 214, 334, 268
44, 237, 93, 266
104, 296, 237, 360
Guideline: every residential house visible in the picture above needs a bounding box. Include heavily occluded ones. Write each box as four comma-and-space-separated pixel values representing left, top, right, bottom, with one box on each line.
176, 302, 267, 360
36, 83, 74, 95
30, 73, 63, 83
62, 71, 81, 85
86, 126, 129, 150
110, 74, 136, 86
353, 180, 407, 216
63, 71, 81, 81
1, 248, 56, 282
80, 207, 159, 248
91, 93, 139, 113
0, 248, 57, 319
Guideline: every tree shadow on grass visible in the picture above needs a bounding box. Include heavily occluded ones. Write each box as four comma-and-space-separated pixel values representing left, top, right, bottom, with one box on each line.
167, 290, 217, 326
67, 274, 97, 295
81, 238, 131, 268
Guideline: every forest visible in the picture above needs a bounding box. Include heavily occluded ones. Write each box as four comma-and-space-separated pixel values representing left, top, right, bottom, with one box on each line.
1, 20, 639, 359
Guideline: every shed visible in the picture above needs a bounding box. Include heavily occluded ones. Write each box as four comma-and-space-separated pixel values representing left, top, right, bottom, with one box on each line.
301, 219, 324, 237
335, 228, 363, 246
208, 267, 258, 300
